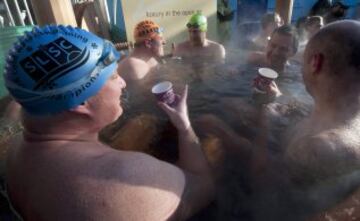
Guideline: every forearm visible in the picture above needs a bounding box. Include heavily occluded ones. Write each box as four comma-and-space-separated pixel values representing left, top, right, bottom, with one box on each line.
173, 127, 215, 220
177, 126, 210, 175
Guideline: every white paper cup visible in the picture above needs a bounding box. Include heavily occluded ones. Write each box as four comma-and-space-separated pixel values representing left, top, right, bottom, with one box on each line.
258, 68, 278, 79
151, 81, 176, 106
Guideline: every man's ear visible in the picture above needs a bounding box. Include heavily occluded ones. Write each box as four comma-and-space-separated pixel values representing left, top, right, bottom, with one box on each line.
70, 102, 92, 116
144, 39, 152, 49
310, 53, 324, 74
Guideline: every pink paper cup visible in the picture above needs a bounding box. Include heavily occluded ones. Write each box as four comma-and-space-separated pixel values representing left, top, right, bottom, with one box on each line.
151, 81, 177, 106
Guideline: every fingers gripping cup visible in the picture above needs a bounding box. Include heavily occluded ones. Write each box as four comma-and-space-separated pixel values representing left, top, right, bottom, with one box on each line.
253, 68, 279, 93
151, 81, 177, 106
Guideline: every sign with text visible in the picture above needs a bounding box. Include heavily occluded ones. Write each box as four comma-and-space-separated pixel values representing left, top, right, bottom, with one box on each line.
120, 0, 217, 51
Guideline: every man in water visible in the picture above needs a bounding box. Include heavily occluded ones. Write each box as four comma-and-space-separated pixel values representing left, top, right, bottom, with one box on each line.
324, 1, 349, 24
173, 13, 226, 63
247, 25, 299, 74
304, 16, 324, 39
253, 12, 283, 51
4, 25, 214, 221
262, 19, 360, 220
117, 20, 166, 81
292, 16, 324, 64
195, 20, 360, 220
285, 19, 360, 192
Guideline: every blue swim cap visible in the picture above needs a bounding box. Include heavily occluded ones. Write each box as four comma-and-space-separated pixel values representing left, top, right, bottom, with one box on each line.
4, 25, 120, 115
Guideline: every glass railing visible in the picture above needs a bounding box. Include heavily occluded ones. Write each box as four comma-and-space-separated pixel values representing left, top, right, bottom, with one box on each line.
0, 26, 33, 98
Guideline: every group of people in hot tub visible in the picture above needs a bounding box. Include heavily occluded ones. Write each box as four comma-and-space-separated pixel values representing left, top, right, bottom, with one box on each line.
1, 9, 360, 221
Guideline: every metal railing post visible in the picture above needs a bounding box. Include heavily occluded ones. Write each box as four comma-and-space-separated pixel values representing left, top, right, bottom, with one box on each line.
275, 0, 294, 24
29, 0, 77, 26
13, 0, 25, 26
3, 0, 15, 26
22, 0, 34, 25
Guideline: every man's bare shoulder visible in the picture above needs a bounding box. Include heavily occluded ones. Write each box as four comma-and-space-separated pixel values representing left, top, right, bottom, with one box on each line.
288, 132, 346, 160
207, 40, 224, 49
312, 127, 360, 157
207, 40, 225, 57
118, 56, 148, 70
117, 57, 150, 80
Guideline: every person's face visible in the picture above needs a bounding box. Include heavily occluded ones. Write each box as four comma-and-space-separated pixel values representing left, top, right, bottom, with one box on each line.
265, 16, 283, 35
91, 68, 126, 124
307, 21, 323, 37
266, 33, 295, 68
188, 27, 206, 44
149, 35, 165, 57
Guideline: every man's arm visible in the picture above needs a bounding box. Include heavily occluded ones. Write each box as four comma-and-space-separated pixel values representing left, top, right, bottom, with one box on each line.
308, 185, 360, 221
169, 127, 215, 221
117, 58, 150, 81
159, 86, 215, 220
3, 100, 21, 122
215, 43, 226, 63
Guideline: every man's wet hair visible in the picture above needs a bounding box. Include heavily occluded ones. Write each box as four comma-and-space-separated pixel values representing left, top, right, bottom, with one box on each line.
271, 25, 299, 54
260, 12, 281, 29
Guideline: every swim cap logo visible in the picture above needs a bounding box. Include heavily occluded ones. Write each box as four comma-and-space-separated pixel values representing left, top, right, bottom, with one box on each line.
20, 37, 90, 90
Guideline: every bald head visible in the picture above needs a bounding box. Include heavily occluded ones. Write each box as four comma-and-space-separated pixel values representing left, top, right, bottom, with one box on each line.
306, 20, 360, 76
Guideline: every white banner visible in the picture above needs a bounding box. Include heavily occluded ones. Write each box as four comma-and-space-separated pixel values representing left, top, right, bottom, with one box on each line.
120, 0, 218, 50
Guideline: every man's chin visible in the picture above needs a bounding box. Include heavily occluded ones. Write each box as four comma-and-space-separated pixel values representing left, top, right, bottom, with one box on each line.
108, 107, 123, 124
115, 108, 123, 120
270, 59, 286, 68
191, 39, 202, 44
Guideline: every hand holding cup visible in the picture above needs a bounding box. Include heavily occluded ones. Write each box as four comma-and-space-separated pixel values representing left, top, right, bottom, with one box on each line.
253, 68, 281, 104
151, 81, 178, 106
154, 84, 190, 132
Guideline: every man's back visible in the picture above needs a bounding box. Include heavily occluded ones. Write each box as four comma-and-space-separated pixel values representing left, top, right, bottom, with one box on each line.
6, 140, 185, 221
117, 56, 159, 81
3, 24, 213, 221
285, 116, 360, 183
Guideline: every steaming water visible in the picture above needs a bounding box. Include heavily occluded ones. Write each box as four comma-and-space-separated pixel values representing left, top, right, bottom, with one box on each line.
109, 54, 313, 154
115, 57, 312, 122
100, 55, 320, 221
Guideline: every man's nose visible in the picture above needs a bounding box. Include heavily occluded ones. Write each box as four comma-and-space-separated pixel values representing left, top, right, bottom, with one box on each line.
119, 76, 126, 88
